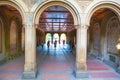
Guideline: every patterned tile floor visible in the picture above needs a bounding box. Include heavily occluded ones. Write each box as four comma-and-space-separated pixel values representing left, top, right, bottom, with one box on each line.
0, 44, 120, 80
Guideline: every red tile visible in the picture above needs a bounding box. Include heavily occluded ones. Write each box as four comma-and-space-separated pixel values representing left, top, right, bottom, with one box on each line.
41, 62, 71, 72
0, 73, 19, 79
87, 61, 109, 70
90, 72, 120, 78
42, 73, 70, 79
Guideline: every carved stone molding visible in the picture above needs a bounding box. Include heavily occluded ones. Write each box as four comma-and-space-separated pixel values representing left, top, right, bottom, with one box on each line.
23, 23, 37, 29
76, 0, 93, 12
75, 24, 81, 29
23, 0, 37, 9
81, 25, 89, 29
75, 24, 89, 29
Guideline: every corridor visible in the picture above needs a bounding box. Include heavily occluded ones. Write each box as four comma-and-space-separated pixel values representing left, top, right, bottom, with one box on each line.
0, 44, 120, 80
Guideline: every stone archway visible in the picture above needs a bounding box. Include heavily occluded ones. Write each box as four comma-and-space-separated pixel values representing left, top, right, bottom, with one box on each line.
32, 1, 90, 78
0, 0, 27, 24
86, 1, 120, 73
0, 0, 27, 57
23, 0, 88, 79
85, 1, 120, 26
104, 16, 120, 69
85, 1, 120, 58
33, 1, 80, 25
0, 0, 27, 74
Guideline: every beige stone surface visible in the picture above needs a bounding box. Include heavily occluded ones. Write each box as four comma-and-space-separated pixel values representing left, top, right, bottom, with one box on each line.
23, 0, 37, 9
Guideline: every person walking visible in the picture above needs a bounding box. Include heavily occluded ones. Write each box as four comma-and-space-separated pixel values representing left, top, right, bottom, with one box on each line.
47, 40, 50, 49
54, 40, 57, 49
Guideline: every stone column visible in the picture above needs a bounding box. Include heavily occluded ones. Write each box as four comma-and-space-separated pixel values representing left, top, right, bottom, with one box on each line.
23, 23, 37, 78
75, 25, 89, 78
21, 27, 25, 52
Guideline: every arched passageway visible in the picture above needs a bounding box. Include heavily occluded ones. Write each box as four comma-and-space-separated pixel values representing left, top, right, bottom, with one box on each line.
46, 33, 52, 43
0, 1, 26, 79
35, 5, 77, 52
60, 33, 66, 44
53, 33, 59, 43
88, 4, 120, 73
30, 1, 83, 79
0, 5, 24, 61
0, 0, 120, 80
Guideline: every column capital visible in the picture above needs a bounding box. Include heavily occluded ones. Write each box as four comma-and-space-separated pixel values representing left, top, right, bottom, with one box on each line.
75, 24, 81, 29
75, 24, 89, 29
23, 23, 38, 28
81, 24, 89, 29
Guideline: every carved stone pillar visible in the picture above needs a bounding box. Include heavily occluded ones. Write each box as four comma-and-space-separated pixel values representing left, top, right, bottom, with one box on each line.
75, 25, 89, 78
21, 27, 25, 52
23, 23, 37, 78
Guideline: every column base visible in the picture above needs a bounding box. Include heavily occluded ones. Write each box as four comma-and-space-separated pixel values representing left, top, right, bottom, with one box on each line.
22, 69, 37, 79
75, 70, 89, 78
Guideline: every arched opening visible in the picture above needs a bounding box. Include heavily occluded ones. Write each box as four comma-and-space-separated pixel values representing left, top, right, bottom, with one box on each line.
89, 7, 120, 70
36, 5, 76, 49
0, 5, 23, 60
30, 1, 82, 79
46, 33, 52, 43
33, 1, 80, 78
53, 33, 59, 43
34, 1, 80, 51
60, 33, 66, 45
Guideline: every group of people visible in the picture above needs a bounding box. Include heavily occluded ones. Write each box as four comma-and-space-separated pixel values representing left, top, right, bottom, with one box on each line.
46, 40, 75, 52
47, 40, 57, 49
47, 40, 65, 49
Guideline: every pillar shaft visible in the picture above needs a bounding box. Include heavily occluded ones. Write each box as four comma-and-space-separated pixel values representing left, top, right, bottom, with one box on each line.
23, 23, 37, 78
75, 25, 88, 78
22, 27, 25, 52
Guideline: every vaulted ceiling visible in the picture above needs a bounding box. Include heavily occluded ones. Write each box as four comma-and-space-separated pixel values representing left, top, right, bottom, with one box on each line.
90, 8, 115, 24
3, 5, 20, 15
0, 5, 116, 33
38, 6, 74, 32
0, 5, 21, 20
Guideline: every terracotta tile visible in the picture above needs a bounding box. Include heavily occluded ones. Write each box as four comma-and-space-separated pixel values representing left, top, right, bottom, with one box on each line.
42, 73, 70, 79
90, 72, 120, 78
0, 73, 20, 79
